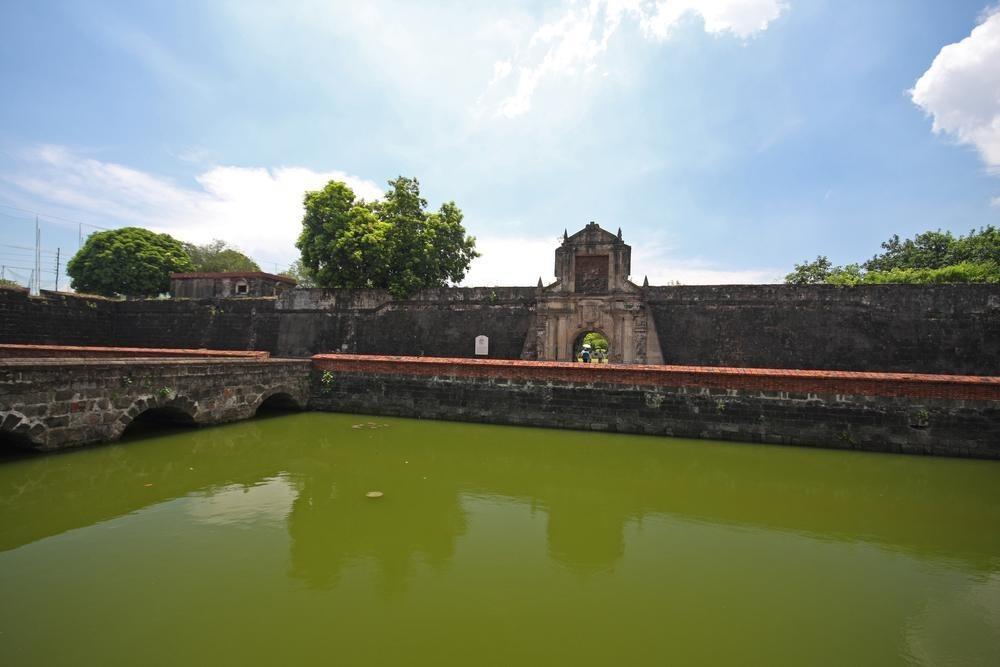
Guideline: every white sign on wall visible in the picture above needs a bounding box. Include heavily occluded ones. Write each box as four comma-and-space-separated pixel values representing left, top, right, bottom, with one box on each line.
474, 335, 489, 356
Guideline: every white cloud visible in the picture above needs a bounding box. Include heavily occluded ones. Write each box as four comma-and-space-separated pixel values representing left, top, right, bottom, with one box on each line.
462, 235, 560, 286
911, 8, 1000, 171
640, 0, 787, 40
482, 0, 787, 118
632, 237, 780, 284
4, 146, 778, 285
462, 232, 778, 286
4, 145, 382, 268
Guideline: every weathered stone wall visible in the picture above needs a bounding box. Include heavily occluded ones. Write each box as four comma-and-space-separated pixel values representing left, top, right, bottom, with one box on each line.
0, 288, 115, 347
112, 298, 281, 351
3, 350, 997, 458
274, 287, 538, 358
3, 283, 999, 374
646, 284, 1000, 374
0, 344, 269, 359
310, 355, 1000, 459
0, 358, 310, 450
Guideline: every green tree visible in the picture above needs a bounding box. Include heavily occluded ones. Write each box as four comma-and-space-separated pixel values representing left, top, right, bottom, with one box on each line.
863, 230, 958, 271
296, 177, 479, 297
183, 239, 260, 272
582, 332, 609, 351
784, 256, 833, 284
281, 259, 317, 288
787, 226, 1000, 285
67, 227, 193, 297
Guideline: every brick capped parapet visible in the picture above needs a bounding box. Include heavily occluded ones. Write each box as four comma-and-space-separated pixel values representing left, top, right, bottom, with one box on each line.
310, 354, 1000, 459
0, 358, 308, 450
310, 354, 1000, 401
0, 344, 270, 359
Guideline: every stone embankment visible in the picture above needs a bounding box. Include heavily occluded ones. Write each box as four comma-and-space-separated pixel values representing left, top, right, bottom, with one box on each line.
2, 346, 998, 458
310, 355, 1000, 459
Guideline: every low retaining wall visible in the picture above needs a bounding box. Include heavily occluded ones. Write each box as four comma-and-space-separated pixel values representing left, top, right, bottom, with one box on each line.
0, 358, 309, 450
0, 344, 270, 359
4, 348, 997, 458
310, 355, 1000, 459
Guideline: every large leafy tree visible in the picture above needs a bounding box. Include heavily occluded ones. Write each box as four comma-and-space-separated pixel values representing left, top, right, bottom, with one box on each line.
296, 177, 479, 297
67, 227, 193, 297
786, 227, 999, 285
183, 239, 260, 272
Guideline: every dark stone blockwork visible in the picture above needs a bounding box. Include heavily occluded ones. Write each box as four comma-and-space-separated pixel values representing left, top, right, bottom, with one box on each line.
0, 358, 310, 450
309, 357, 1000, 460
3, 282, 997, 374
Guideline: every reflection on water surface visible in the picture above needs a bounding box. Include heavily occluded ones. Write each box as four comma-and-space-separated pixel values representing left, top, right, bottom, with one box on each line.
1, 412, 998, 665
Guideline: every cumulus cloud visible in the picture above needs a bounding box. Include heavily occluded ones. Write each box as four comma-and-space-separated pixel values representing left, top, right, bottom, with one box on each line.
462, 235, 560, 286
3, 145, 382, 267
3, 146, 778, 286
912, 8, 1000, 171
482, 0, 787, 118
462, 232, 778, 286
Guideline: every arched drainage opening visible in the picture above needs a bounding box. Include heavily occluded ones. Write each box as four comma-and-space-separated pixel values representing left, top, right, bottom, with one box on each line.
256, 393, 302, 416
121, 406, 197, 441
0, 430, 40, 461
573, 331, 610, 363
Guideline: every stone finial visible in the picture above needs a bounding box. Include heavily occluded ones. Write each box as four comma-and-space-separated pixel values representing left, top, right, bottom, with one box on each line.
642, 275, 649, 287
617, 227, 623, 240
537, 277, 543, 288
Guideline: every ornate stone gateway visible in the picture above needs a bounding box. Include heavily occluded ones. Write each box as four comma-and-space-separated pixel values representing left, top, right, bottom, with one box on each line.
529, 223, 663, 364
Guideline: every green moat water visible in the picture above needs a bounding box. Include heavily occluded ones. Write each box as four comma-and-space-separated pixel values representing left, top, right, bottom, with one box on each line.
1, 412, 999, 665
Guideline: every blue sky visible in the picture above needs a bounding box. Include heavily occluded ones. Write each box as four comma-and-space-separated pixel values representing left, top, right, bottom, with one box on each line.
1, 0, 998, 288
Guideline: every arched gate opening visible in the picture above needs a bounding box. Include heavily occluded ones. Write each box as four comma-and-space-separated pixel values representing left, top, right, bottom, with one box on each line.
572, 330, 610, 363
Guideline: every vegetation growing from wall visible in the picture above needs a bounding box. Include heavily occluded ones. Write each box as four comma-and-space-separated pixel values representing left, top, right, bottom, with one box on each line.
67, 227, 193, 297
183, 240, 260, 272
786, 226, 1000, 285
296, 177, 479, 298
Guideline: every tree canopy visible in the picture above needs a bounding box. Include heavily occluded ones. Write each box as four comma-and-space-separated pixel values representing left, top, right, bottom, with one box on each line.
280, 259, 316, 288
183, 239, 260, 272
785, 227, 1000, 285
296, 177, 479, 298
582, 332, 609, 351
67, 227, 193, 297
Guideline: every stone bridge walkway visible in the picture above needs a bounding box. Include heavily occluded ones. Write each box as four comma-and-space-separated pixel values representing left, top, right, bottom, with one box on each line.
0, 357, 310, 451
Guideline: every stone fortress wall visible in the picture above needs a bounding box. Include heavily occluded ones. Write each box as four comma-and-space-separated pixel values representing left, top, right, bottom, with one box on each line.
1, 222, 997, 374
2, 281, 997, 374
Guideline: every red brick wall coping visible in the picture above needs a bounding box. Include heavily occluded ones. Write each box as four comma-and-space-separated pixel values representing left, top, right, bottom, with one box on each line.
311, 354, 1000, 401
0, 358, 308, 369
0, 344, 270, 359
170, 271, 297, 284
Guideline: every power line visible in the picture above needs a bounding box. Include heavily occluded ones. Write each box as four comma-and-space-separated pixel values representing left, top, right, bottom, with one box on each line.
0, 202, 111, 231
0, 243, 59, 255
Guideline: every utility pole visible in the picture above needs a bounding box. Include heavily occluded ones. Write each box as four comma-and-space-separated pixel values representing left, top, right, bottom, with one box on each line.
54, 247, 60, 292
32, 216, 41, 295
